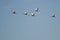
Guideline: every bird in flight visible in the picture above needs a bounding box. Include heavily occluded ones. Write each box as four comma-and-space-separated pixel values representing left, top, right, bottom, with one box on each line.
12, 11, 16, 14
24, 11, 28, 16
52, 13, 56, 17
31, 13, 36, 16
9, 10, 16, 14
35, 8, 40, 12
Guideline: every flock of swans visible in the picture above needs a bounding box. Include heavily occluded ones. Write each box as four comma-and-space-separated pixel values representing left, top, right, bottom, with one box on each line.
9, 8, 56, 17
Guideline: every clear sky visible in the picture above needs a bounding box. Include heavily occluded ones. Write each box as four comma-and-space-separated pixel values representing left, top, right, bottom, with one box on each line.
0, 0, 60, 40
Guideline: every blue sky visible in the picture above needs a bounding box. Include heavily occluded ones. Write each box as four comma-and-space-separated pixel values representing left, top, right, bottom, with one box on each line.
0, 0, 60, 40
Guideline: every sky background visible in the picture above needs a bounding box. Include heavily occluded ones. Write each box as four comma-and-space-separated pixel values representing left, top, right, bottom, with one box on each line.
0, 0, 60, 40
